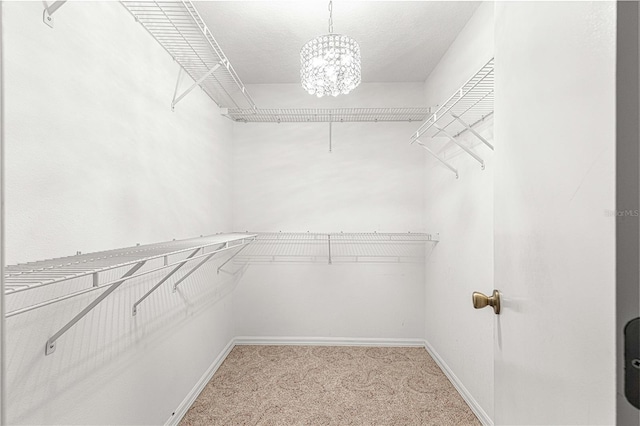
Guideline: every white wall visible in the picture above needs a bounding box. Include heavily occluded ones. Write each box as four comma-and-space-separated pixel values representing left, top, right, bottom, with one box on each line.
232, 83, 428, 340
232, 83, 426, 233
233, 263, 425, 341
4, 3, 233, 265
422, 2, 495, 423
4, 2, 236, 424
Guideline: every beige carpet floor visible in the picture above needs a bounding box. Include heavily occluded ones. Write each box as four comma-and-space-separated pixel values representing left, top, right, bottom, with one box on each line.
180, 345, 480, 426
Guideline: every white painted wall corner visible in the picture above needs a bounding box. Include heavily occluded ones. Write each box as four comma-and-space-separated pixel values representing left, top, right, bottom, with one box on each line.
424, 340, 493, 426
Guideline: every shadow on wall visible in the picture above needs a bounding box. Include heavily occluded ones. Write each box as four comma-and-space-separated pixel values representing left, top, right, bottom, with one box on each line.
5, 253, 248, 424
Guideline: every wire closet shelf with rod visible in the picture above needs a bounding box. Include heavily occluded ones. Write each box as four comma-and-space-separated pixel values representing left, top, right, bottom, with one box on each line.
4, 233, 256, 355
231, 232, 438, 265
410, 58, 494, 179
120, 0, 433, 125
4, 232, 435, 356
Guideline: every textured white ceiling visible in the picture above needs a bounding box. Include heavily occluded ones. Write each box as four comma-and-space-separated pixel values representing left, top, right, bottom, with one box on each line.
194, 1, 481, 84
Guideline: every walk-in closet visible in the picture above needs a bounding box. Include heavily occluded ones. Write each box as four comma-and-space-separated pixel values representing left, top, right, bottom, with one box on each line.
0, 1, 634, 425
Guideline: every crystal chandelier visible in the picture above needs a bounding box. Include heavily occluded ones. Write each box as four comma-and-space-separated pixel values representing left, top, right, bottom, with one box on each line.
300, 0, 361, 97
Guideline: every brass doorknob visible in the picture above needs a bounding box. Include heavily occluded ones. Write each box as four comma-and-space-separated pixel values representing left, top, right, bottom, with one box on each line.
472, 290, 501, 314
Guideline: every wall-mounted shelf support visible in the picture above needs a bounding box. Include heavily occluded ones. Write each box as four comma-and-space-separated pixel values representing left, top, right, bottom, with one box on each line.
45, 261, 146, 355
2, 234, 255, 355
415, 139, 459, 179
434, 124, 485, 170
122, 1, 256, 110
450, 113, 494, 150
43, 0, 67, 28
171, 63, 222, 111
173, 242, 225, 288
132, 248, 202, 313
132, 238, 255, 315
175, 253, 216, 287
216, 243, 250, 274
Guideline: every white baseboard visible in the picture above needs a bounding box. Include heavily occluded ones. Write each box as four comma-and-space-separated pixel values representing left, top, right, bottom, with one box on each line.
165, 338, 236, 426
234, 336, 426, 347
424, 340, 493, 426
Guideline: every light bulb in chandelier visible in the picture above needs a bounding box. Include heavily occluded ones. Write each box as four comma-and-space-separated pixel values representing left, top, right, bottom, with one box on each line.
300, 1, 361, 97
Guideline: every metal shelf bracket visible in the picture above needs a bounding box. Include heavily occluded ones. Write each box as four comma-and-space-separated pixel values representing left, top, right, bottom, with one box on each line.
409, 58, 494, 178
415, 139, 459, 179
216, 243, 250, 274
171, 63, 222, 111
45, 261, 146, 355
4, 234, 255, 355
434, 124, 485, 170
43, 1, 67, 28
450, 113, 494, 151
131, 248, 201, 316
132, 237, 255, 315
173, 242, 227, 290
122, 1, 257, 110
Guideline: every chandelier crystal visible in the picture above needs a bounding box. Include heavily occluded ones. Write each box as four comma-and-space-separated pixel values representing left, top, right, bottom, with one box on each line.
300, 1, 361, 97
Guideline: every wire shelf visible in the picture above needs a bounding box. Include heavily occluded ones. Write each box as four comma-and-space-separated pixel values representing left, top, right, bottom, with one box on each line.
411, 58, 494, 142
5, 233, 255, 318
224, 108, 432, 123
232, 232, 437, 264
120, 2, 432, 123
409, 58, 494, 178
121, 1, 256, 110
5, 233, 256, 355
5, 234, 249, 295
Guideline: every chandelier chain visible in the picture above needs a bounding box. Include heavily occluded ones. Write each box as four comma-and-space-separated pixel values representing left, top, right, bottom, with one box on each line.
328, 0, 333, 33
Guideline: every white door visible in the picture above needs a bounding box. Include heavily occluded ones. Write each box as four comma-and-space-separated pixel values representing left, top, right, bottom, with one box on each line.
493, 2, 617, 424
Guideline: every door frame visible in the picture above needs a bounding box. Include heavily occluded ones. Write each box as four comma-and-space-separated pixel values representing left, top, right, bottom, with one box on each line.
616, 2, 640, 424
0, 3, 6, 424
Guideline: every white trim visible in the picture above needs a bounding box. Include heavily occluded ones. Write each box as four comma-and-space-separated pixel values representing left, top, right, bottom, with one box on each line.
233, 336, 426, 347
164, 339, 236, 426
424, 340, 493, 426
